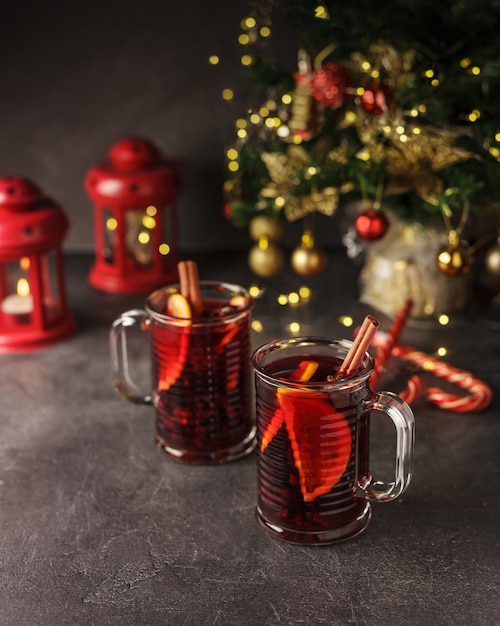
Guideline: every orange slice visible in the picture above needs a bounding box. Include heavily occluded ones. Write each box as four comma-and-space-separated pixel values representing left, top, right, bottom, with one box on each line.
228, 295, 247, 309
166, 293, 192, 324
158, 293, 192, 391
278, 392, 352, 502
261, 360, 318, 452
260, 359, 352, 502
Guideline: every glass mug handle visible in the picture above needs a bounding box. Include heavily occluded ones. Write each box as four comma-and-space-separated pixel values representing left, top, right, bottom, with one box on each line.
110, 309, 153, 406
360, 391, 415, 502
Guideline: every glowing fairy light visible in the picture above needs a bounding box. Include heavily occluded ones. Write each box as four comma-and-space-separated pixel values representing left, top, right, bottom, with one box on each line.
289, 322, 301, 333
138, 231, 150, 244
236, 118, 247, 129
239, 34, 250, 45
159, 243, 170, 255
471, 66, 481, 75
425, 69, 434, 78
106, 217, 118, 231
438, 314, 450, 326
281, 94, 292, 105
315, 5, 329, 19
242, 16, 256, 29
237, 129, 247, 139
259, 106, 270, 117
437, 346, 447, 357
208, 55, 219, 65
142, 215, 156, 229
249, 285, 264, 298
259, 26, 271, 37
339, 315, 354, 327
228, 161, 239, 172
357, 149, 371, 162
252, 319, 263, 332
241, 55, 253, 66
460, 58, 471, 68
222, 88, 234, 101
288, 292, 300, 305
250, 113, 261, 124
227, 148, 238, 160
299, 286, 311, 300
277, 294, 288, 305
146, 205, 157, 216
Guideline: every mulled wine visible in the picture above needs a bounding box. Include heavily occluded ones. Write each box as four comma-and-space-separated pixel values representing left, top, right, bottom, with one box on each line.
150, 282, 256, 463
252, 337, 415, 545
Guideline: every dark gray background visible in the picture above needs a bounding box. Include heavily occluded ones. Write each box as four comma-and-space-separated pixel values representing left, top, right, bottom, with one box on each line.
0, 1, 310, 253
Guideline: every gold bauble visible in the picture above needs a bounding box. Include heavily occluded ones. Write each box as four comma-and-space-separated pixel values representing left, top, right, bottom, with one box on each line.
248, 241, 285, 277
437, 242, 472, 277
291, 243, 328, 277
249, 215, 285, 242
485, 243, 500, 276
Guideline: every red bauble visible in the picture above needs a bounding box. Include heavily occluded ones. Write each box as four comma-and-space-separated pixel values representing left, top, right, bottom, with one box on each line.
311, 62, 350, 108
354, 208, 389, 241
223, 201, 233, 221
360, 84, 393, 116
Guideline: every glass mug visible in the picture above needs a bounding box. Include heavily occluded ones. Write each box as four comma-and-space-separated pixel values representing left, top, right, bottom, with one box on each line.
252, 336, 415, 545
110, 281, 257, 464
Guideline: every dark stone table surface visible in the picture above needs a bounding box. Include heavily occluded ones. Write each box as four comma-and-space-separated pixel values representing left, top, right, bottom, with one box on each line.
1, 251, 499, 626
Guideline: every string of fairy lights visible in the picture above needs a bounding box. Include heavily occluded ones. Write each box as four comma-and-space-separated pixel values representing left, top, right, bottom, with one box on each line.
248, 279, 452, 359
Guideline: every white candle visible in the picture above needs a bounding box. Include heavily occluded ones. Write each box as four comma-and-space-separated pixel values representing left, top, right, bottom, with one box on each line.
1, 293, 34, 315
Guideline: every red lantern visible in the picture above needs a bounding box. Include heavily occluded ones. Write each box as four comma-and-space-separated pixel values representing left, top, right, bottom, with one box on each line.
0, 176, 76, 353
85, 137, 181, 294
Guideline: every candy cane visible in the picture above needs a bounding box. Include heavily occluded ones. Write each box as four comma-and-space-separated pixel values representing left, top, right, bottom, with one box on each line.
399, 373, 425, 405
392, 345, 493, 413
370, 298, 413, 390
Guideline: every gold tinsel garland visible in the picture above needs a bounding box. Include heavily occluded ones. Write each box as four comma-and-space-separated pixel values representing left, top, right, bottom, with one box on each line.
259, 145, 353, 221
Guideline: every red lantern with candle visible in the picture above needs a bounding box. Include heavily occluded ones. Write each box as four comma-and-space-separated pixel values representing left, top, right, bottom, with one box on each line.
0, 176, 76, 353
85, 137, 181, 294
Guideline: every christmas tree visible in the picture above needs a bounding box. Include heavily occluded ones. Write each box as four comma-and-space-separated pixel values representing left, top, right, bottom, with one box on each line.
222, 0, 500, 289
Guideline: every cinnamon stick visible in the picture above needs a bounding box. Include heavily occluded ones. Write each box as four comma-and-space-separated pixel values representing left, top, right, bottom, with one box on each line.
336, 315, 379, 379
177, 260, 203, 317
178, 261, 190, 299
